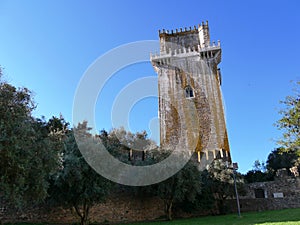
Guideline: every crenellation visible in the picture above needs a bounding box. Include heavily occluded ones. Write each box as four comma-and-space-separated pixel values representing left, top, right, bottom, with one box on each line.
155, 43, 220, 59
157, 22, 219, 59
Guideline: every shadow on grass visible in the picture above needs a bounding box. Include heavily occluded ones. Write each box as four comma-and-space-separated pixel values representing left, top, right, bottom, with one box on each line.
3, 208, 300, 225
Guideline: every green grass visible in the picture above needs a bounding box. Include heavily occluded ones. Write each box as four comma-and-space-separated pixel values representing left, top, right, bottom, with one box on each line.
5, 208, 300, 225
121, 208, 300, 225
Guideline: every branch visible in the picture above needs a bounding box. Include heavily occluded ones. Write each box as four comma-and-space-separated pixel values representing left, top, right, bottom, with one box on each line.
74, 205, 83, 219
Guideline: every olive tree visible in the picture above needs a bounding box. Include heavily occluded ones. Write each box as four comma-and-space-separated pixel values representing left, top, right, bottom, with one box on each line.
49, 123, 112, 225
0, 72, 63, 208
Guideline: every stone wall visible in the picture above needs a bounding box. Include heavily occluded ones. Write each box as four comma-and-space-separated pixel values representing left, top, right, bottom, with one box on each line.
227, 175, 300, 213
227, 197, 300, 213
0, 192, 165, 224
1, 176, 300, 223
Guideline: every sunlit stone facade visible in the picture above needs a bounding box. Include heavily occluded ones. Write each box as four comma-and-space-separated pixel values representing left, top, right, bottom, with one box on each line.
151, 21, 231, 167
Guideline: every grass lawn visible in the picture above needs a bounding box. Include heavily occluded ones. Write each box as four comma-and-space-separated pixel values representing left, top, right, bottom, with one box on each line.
5, 208, 300, 225
122, 208, 300, 225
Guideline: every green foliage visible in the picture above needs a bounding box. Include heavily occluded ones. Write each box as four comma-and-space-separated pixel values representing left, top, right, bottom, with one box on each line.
155, 158, 202, 220
244, 170, 274, 183
244, 160, 274, 183
0, 75, 63, 208
246, 83, 300, 181
207, 160, 245, 214
98, 127, 157, 165
266, 147, 298, 173
252, 160, 267, 172
276, 82, 300, 148
275, 81, 300, 169
177, 169, 215, 214
49, 123, 112, 225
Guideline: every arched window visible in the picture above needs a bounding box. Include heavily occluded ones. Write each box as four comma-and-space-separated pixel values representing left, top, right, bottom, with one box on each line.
185, 85, 194, 98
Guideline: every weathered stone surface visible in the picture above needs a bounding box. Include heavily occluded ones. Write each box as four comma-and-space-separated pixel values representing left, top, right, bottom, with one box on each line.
151, 22, 230, 167
0, 192, 165, 224
242, 176, 300, 200
227, 175, 300, 213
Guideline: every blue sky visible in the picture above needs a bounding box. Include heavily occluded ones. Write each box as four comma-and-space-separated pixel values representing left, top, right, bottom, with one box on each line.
0, 0, 299, 173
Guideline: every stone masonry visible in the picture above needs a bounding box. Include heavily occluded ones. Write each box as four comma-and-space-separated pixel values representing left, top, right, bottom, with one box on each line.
227, 172, 300, 213
151, 21, 231, 168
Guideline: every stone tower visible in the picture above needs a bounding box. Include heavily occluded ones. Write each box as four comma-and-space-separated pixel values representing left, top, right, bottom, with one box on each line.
151, 21, 231, 167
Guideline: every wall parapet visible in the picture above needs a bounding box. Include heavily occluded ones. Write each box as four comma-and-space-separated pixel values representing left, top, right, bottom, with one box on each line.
150, 41, 220, 60
158, 21, 209, 36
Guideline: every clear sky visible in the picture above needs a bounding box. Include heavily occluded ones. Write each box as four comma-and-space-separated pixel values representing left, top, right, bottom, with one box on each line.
0, 0, 299, 173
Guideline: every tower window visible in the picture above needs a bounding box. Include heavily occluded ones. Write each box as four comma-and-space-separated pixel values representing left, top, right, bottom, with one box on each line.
185, 85, 194, 98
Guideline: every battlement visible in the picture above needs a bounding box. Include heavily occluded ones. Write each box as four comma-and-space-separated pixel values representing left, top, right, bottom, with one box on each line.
150, 41, 221, 68
150, 40, 220, 60
158, 21, 212, 54
159, 25, 198, 35
158, 21, 209, 36
151, 21, 221, 65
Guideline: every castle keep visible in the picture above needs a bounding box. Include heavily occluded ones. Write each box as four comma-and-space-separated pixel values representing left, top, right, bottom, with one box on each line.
151, 21, 230, 167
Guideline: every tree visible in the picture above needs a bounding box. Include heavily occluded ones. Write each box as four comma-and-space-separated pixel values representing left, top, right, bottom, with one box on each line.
275, 81, 300, 168
266, 147, 298, 173
252, 159, 266, 172
177, 169, 215, 214
0, 73, 63, 208
155, 157, 202, 220
50, 123, 112, 225
97, 127, 157, 165
244, 160, 274, 183
207, 160, 245, 214
244, 170, 274, 183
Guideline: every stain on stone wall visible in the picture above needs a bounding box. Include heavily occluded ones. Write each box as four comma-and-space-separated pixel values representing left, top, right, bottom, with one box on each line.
151, 22, 230, 167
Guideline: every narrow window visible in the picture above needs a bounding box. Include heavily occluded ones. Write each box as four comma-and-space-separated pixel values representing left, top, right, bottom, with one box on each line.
185, 85, 194, 98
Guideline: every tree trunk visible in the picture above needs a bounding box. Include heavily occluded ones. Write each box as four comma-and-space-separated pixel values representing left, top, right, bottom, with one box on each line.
165, 201, 173, 221
81, 216, 88, 225
74, 203, 90, 225
217, 198, 226, 215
